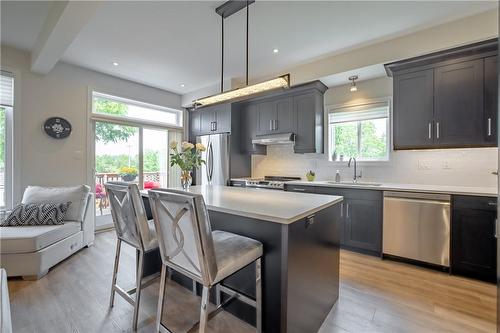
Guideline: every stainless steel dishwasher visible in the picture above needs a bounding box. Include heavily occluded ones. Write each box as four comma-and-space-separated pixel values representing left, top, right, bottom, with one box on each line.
383, 191, 451, 267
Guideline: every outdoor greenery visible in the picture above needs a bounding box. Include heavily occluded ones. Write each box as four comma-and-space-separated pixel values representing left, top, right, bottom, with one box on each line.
333, 119, 387, 161
94, 98, 137, 144
95, 150, 160, 173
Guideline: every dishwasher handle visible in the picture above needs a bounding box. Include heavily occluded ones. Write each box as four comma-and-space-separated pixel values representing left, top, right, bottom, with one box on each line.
384, 196, 451, 206
383, 191, 450, 203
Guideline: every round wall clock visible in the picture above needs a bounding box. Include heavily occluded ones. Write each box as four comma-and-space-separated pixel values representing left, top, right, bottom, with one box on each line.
43, 117, 72, 139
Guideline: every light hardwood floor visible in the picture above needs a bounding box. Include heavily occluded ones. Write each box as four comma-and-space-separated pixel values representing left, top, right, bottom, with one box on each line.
7, 231, 496, 333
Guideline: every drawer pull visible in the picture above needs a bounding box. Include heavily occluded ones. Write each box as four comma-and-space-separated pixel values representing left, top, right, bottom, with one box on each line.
488, 202, 497, 206
305, 215, 315, 228
293, 188, 306, 192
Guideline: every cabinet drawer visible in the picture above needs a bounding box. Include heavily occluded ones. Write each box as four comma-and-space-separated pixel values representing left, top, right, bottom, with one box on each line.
285, 185, 316, 193
315, 187, 381, 201
453, 195, 497, 211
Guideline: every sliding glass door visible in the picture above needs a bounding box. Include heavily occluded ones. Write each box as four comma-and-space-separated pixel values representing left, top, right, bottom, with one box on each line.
91, 91, 184, 230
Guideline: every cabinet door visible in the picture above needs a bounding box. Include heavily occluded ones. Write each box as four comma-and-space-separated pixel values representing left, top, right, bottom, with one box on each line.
256, 101, 276, 136
434, 59, 484, 146
393, 69, 434, 149
452, 208, 496, 282
484, 56, 497, 144
275, 97, 294, 133
189, 110, 201, 138
344, 198, 382, 254
200, 109, 216, 134
294, 92, 317, 153
214, 107, 231, 133
240, 104, 266, 154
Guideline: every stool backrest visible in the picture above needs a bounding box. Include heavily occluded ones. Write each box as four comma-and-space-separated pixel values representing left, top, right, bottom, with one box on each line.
105, 182, 154, 251
148, 189, 217, 285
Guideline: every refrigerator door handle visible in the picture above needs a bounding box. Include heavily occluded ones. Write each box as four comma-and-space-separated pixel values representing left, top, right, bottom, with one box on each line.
208, 141, 214, 183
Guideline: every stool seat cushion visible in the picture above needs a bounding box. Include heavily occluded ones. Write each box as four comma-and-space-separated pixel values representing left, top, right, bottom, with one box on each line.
212, 230, 263, 284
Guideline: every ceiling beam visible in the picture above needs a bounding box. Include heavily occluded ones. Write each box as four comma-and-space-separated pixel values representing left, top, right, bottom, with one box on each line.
31, 1, 100, 74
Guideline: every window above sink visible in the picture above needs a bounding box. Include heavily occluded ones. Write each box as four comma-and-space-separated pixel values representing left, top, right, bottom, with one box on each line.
327, 99, 391, 163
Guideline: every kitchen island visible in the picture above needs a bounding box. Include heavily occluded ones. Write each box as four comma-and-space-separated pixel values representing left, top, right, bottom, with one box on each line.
142, 186, 343, 333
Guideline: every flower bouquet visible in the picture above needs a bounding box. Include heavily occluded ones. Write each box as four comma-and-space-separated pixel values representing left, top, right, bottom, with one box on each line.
169, 141, 206, 190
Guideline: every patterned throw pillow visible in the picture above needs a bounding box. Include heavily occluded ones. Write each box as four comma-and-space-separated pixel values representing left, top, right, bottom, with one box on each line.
1, 202, 72, 226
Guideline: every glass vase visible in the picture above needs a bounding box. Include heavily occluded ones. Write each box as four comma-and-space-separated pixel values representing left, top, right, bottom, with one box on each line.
180, 170, 192, 190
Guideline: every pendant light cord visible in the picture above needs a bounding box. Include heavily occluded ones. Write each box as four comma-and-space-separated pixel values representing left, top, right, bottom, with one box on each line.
246, 0, 249, 86
221, 15, 224, 93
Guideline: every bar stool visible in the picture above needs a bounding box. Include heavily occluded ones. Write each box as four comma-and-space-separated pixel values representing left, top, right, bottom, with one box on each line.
148, 189, 263, 333
105, 182, 159, 330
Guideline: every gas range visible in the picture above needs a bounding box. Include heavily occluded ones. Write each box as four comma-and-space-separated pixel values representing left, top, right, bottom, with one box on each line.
244, 176, 301, 190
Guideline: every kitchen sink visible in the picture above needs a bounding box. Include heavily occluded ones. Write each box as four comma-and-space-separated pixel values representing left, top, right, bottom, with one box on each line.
324, 181, 382, 187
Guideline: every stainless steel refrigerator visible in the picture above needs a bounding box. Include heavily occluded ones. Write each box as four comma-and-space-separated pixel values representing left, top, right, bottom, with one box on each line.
196, 134, 230, 186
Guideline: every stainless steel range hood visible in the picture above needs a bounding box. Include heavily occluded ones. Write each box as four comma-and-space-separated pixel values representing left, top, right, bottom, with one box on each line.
252, 133, 295, 145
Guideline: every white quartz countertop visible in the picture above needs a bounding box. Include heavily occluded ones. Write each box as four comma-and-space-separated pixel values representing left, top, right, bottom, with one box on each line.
287, 180, 497, 197
143, 186, 342, 224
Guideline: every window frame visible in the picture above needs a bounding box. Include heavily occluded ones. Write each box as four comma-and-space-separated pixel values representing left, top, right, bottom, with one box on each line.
0, 69, 20, 210
86, 88, 186, 193
326, 97, 392, 165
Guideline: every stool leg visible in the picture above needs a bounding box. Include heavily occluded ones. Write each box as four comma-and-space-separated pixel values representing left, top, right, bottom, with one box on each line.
156, 264, 167, 333
132, 250, 144, 331
109, 239, 121, 308
256, 258, 262, 333
199, 286, 210, 333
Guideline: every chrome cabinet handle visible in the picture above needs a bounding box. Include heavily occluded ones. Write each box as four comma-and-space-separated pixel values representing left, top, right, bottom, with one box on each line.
274, 119, 278, 131
340, 202, 344, 218
488, 201, 497, 206
292, 188, 306, 192
436, 122, 440, 139
269, 119, 273, 131
488, 118, 492, 136
346, 203, 350, 218
213, 121, 217, 132
428, 123, 432, 139
495, 219, 498, 238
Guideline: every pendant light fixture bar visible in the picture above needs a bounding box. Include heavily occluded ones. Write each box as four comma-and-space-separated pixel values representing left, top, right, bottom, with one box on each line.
193, 0, 291, 107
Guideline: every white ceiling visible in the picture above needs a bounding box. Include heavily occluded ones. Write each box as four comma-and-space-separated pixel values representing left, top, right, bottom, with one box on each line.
1, 1, 497, 95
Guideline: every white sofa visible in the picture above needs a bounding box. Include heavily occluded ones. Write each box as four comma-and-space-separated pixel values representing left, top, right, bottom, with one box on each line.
0, 185, 95, 280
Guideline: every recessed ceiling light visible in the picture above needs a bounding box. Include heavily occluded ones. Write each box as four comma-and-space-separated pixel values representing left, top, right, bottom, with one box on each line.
180, 84, 185, 88
273, 48, 279, 54
112, 62, 119, 66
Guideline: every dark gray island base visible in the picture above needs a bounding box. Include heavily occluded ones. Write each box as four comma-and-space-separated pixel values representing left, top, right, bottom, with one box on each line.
142, 187, 342, 333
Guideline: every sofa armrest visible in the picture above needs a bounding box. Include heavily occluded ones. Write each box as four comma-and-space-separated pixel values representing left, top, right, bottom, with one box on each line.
82, 193, 95, 246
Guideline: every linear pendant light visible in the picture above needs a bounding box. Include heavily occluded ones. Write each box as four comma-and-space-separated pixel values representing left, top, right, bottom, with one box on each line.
194, 0, 290, 107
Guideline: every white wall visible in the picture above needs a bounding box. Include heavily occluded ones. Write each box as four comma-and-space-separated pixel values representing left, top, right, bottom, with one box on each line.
1, 46, 182, 202
252, 77, 498, 188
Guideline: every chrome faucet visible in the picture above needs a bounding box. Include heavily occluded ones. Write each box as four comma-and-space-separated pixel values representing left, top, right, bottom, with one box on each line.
348, 157, 362, 183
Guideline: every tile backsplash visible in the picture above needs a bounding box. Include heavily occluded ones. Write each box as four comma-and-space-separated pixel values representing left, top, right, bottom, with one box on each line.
252, 144, 498, 188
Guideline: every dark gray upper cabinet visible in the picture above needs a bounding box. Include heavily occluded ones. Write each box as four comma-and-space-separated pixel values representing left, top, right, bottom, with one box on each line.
393, 69, 434, 149
189, 103, 231, 136
256, 96, 294, 135
386, 38, 497, 149
240, 103, 266, 155
484, 56, 498, 144
294, 91, 324, 153
434, 59, 484, 147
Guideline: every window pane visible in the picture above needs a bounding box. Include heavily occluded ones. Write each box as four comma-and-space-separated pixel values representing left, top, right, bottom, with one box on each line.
333, 121, 358, 160
93, 94, 182, 127
143, 128, 169, 189
0, 107, 6, 208
360, 118, 387, 160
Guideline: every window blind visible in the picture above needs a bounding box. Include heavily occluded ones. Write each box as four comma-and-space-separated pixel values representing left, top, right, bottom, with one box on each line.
329, 101, 389, 124
0, 71, 14, 108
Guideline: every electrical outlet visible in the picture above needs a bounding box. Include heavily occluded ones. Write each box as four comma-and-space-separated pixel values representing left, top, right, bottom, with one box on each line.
418, 160, 430, 170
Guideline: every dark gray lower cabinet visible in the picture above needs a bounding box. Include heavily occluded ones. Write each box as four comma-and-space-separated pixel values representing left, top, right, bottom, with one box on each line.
451, 196, 497, 282
286, 185, 383, 256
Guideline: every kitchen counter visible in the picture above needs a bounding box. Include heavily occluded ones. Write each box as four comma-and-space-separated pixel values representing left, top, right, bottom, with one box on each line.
287, 180, 497, 197
143, 185, 342, 224
141, 185, 342, 333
